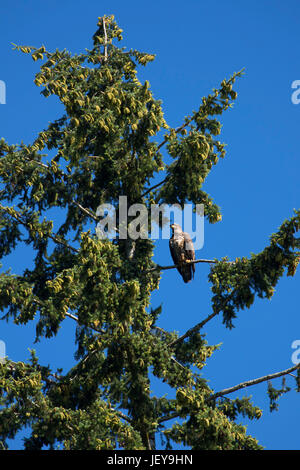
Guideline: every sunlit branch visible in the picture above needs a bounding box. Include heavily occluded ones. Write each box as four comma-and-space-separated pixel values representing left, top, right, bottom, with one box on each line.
64, 311, 105, 334
210, 363, 300, 401
158, 411, 180, 424
141, 178, 167, 198
168, 311, 219, 347
103, 16, 108, 62
147, 258, 220, 274
72, 200, 98, 222
158, 363, 300, 424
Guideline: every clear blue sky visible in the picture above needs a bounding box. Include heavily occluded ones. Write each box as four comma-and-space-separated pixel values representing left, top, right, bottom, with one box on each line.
0, 0, 299, 450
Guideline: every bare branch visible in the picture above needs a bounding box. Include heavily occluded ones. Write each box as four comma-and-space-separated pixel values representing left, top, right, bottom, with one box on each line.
72, 201, 98, 222
151, 327, 201, 386
141, 178, 167, 198
64, 311, 80, 323
158, 363, 300, 424
168, 310, 219, 347
116, 410, 132, 424
103, 16, 108, 62
158, 411, 180, 424
168, 294, 235, 348
147, 258, 220, 274
24, 156, 49, 170
64, 311, 105, 334
50, 234, 79, 253
210, 363, 300, 401
32, 296, 105, 335
170, 355, 187, 370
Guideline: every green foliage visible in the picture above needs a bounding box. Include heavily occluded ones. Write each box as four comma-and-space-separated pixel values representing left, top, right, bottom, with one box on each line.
267, 379, 291, 412
0, 15, 298, 450
209, 210, 300, 328
157, 75, 242, 223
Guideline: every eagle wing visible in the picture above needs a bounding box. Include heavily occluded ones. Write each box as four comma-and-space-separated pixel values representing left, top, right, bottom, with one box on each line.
183, 231, 195, 279
169, 237, 179, 266
169, 232, 195, 283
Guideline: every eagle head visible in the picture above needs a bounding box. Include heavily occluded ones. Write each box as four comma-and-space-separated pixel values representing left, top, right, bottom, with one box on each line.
170, 223, 182, 231
170, 223, 183, 237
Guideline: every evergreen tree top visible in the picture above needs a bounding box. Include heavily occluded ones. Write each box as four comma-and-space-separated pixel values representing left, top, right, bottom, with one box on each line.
0, 15, 299, 450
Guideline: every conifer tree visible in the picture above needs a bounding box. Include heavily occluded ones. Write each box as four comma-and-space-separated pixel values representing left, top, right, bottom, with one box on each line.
0, 15, 299, 450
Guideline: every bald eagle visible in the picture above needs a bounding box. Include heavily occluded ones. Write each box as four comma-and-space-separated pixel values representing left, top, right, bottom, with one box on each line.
169, 223, 195, 283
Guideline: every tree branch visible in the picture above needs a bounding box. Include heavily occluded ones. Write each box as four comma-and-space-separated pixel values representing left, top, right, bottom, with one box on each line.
141, 119, 196, 198
50, 234, 79, 253
64, 311, 80, 323
151, 326, 198, 375
210, 363, 300, 401
168, 310, 219, 347
23, 156, 99, 223
158, 363, 300, 424
0, 203, 79, 253
141, 117, 195, 199
64, 311, 106, 334
24, 156, 49, 170
72, 200, 98, 222
32, 296, 105, 335
116, 410, 132, 424
158, 411, 181, 424
147, 258, 220, 274
141, 70, 245, 199
141, 178, 167, 198
103, 16, 108, 62
157, 120, 193, 151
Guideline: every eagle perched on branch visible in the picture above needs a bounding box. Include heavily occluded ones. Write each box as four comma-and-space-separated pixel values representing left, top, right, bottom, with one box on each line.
169, 223, 195, 283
